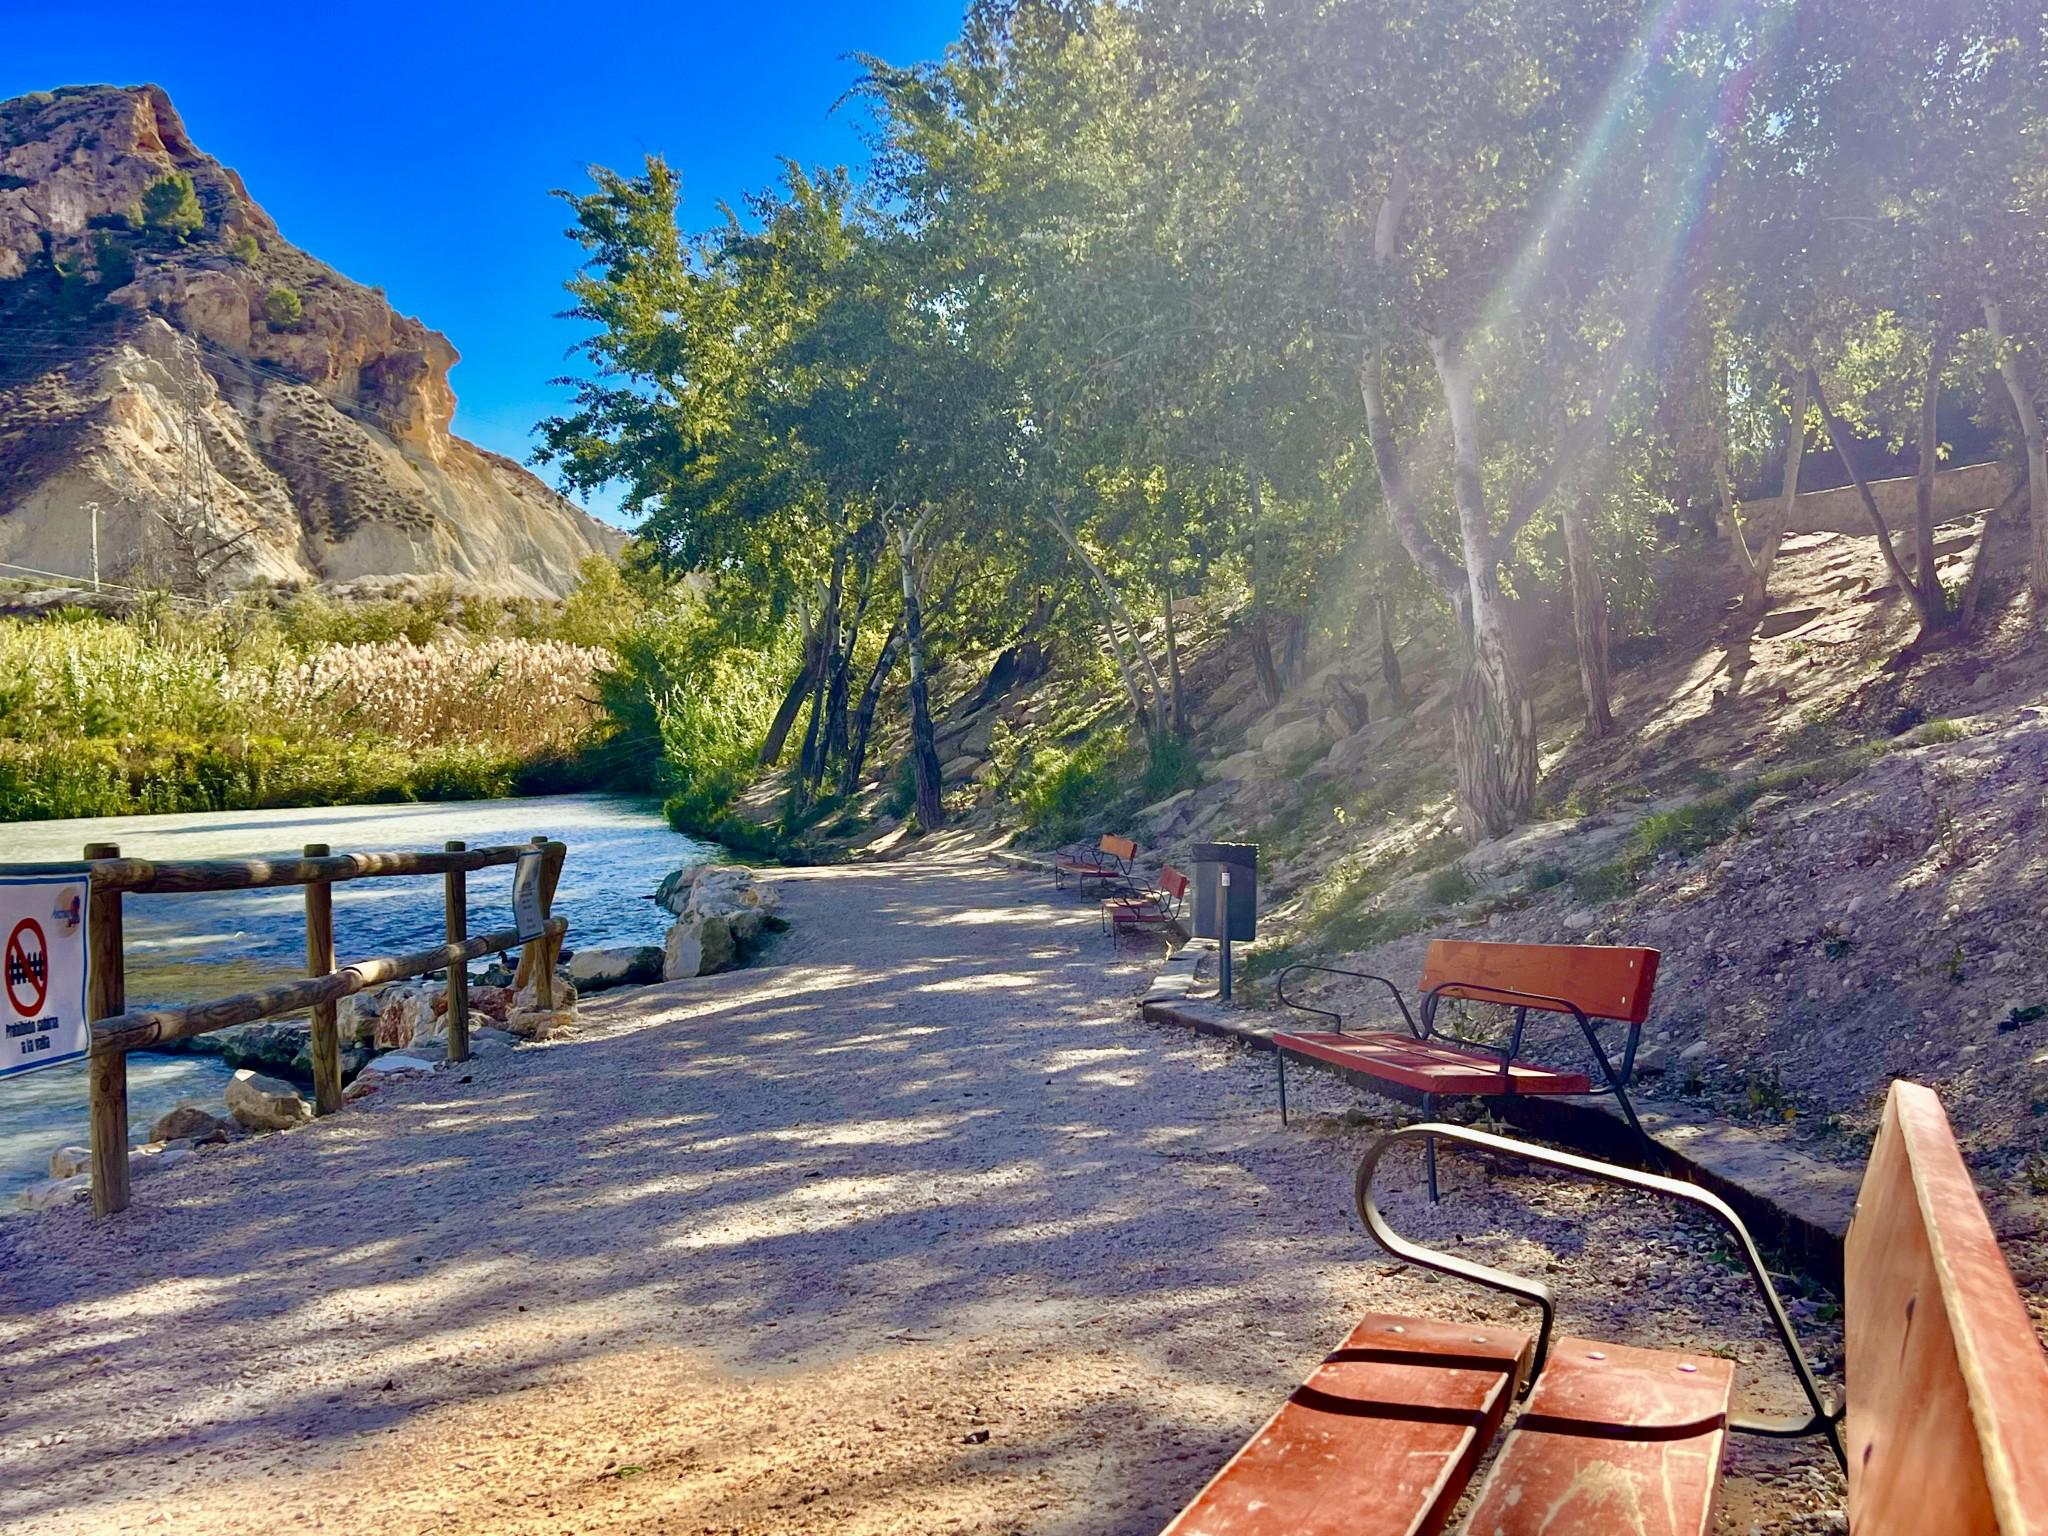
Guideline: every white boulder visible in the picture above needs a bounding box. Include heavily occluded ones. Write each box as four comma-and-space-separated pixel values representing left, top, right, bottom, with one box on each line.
225, 1069, 313, 1131
663, 913, 735, 980
16, 1174, 90, 1211
48, 1145, 92, 1179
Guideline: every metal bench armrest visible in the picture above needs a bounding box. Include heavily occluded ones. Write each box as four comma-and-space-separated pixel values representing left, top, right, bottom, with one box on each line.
1276, 964, 1420, 1036
1354, 1122, 1845, 1468
1420, 978, 1644, 1092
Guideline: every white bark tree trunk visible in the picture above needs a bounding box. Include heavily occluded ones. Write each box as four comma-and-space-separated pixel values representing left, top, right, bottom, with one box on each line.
1432, 336, 1536, 840
1984, 299, 2048, 600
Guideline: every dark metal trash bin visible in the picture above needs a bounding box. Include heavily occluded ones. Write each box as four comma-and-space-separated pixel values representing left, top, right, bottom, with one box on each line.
1190, 842, 1257, 943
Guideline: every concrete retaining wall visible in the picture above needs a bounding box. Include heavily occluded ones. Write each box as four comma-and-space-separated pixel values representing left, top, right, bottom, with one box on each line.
1778, 459, 2016, 537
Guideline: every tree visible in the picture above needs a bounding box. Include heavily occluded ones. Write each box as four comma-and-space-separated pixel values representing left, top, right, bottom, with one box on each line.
139, 172, 202, 241
263, 286, 303, 330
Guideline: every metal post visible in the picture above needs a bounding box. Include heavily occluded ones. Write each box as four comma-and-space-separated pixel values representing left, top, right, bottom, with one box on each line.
87, 501, 100, 593
1217, 868, 1233, 1003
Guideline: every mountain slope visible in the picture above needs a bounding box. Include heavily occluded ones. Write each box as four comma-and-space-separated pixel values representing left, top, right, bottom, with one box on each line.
0, 84, 621, 598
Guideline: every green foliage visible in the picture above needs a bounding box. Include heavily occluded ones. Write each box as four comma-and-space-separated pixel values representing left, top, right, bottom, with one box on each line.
263, 285, 304, 330
1014, 733, 1127, 846
1422, 863, 1477, 907
596, 586, 793, 832
91, 231, 134, 289
0, 607, 610, 822
0, 733, 527, 822
138, 172, 203, 240
230, 230, 260, 265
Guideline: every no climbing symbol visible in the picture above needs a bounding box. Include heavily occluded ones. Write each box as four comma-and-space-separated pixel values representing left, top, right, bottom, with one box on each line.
6, 918, 49, 1018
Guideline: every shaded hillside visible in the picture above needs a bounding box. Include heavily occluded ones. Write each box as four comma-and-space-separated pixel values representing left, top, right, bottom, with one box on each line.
0, 84, 621, 598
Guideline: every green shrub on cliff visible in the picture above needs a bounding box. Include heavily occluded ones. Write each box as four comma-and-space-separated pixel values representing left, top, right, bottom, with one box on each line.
138, 172, 202, 241
263, 285, 303, 330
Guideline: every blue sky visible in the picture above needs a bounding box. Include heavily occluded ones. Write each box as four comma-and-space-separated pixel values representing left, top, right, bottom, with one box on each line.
3, 1, 967, 526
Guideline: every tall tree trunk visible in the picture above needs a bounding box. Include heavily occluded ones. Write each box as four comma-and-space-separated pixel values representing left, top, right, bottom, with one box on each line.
758, 621, 821, 767
1984, 299, 2048, 600
1563, 491, 1613, 740
838, 619, 903, 801
1378, 595, 1408, 712
1161, 578, 1188, 736
1960, 476, 2030, 632
1433, 337, 1537, 842
822, 563, 870, 774
1914, 331, 1947, 593
1739, 368, 1810, 612
895, 527, 944, 832
795, 546, 846, 799
1047, 511, 1162, 727
1809, 369, 1947, 636
1244, 468, 1284, 705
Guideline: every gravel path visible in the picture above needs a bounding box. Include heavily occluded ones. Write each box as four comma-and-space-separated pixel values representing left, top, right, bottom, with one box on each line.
0, 853, 1843, 1533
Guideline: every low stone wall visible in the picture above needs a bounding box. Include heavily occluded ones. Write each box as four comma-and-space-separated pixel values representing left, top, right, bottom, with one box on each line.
1777, 459, 2016, 537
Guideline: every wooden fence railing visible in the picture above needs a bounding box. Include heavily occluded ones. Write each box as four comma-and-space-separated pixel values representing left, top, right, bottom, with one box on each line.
2, 835, 567, 1217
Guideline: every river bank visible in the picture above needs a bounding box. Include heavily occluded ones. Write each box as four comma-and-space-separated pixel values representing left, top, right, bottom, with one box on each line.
0, 792, 712, 1199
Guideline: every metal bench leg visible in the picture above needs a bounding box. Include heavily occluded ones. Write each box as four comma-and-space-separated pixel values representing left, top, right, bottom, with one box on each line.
1277, 1049, 1288, 1124
1422, 1093, 1438, 1203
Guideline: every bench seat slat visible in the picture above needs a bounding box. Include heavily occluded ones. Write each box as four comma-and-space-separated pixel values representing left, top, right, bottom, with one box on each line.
1163, 1314, 1530, 1536
1459, 1337, 1733, 1536
1276, 1031, 1595, 1096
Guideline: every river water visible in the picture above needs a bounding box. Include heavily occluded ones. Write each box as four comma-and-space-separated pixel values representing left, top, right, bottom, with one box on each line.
0, 794, 710, 1200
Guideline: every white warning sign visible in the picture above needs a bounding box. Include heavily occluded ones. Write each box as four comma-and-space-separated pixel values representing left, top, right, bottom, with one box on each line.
0, 875, 91, 1080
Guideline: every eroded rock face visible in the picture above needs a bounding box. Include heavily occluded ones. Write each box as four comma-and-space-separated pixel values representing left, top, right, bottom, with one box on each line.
0, 84, 622, 598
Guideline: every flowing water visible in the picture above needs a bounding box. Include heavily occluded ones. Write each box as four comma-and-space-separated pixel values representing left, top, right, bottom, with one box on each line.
0, 794, 711, 1199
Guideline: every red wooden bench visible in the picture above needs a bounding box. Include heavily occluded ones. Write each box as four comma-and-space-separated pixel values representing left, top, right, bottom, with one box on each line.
1275, 940, 1659, 1196
1102, 865, 1189, 943
1054, 833, 1137, 893
1163, 1080, 2048, 1536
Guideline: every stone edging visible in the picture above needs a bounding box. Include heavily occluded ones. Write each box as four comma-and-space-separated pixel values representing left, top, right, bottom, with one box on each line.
1135, 952, 1856, 1288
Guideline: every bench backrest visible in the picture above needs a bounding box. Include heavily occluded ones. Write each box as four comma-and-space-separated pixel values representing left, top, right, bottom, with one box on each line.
1100, 834, 1138, 862
1845, 1080, 2048, 1535
1159, 866, 1189, 901
1419, 939, 1660, 1025
1425, 937, 1662, 1024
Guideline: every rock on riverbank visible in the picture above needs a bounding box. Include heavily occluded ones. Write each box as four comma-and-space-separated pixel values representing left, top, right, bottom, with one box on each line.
656, 864, 784, 980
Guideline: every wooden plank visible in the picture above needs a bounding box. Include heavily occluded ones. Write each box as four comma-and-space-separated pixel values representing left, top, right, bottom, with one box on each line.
1102, 834, 1139, 861
1162, 1315, 1529, 1536
1276, 1031, 1594, 1096
91, 918, 563, 1054
1844, 1080, 2048, 1536
304, 843, 341, 1115
1460, 1337, 1733, 1536
1421, 940, 1660, 1025
443, 840, 470, 1065
83, 841, 128, 1217
0, 844, 537, 896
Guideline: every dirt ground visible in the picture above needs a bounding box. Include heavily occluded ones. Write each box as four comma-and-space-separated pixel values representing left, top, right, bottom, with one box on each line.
0, 854, 1843, 1533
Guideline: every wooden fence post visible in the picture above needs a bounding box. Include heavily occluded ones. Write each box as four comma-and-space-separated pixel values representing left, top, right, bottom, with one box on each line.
514, 835, 565, 1010
84, 841, 128, 1216
304, 843, 340, 1115
444, 840, 470, 1063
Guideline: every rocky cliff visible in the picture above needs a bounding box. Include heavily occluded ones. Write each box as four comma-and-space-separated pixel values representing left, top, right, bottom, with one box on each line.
0, 84, 622, 598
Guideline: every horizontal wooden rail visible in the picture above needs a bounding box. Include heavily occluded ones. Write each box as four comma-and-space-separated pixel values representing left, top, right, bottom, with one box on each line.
53, 836, 572, 1217
89, 916, 565, 1055
0, 842, 541, 897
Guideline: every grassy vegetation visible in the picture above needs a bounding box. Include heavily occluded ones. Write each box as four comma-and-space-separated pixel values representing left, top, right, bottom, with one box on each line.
1568, 738, 1910, 903
0, 570, 631, 823
1010, 726, 1200, 846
